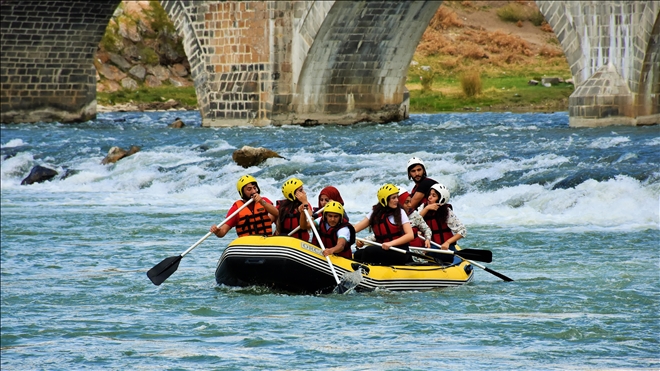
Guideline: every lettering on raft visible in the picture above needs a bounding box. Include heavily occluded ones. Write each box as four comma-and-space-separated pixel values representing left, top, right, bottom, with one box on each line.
300, 242, 323, 256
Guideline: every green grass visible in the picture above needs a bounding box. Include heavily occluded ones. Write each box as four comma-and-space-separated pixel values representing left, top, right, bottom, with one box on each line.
97, 85, 197, 107
409, 76, 573, 112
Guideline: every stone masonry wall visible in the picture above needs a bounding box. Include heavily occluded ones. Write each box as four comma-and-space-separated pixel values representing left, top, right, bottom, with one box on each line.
537, 0, 659, 125
1, 0, 120, 124
162, 0, 275, 127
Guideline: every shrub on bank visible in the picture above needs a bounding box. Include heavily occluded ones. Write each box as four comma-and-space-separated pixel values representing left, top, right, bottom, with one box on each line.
461, 71, 482, 97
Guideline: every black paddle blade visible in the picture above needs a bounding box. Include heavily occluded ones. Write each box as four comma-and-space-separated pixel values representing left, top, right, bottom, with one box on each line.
147, 255, 182, 286
484, 267, 514, 282
455, 248, 492, 263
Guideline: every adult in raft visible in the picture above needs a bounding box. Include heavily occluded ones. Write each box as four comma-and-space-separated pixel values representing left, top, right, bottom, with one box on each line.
300, 201, 355, 258
275, 177, 312, 241
210, 175, 278, 238
407, 157, 438, 212
353, 184, 415, 265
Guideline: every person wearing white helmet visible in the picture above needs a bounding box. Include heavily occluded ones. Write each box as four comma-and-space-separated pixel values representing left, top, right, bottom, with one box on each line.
210, 175, 279, 238
406, 157, 438, 212
419, 183, 466, 256
353, 184, 414, 265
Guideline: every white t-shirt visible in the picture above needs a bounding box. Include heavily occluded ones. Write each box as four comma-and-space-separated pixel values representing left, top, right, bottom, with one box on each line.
316, 221, 351, 241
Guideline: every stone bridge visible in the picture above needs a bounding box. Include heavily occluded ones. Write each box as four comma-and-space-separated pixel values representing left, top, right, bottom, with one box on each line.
1, 0, 658, 127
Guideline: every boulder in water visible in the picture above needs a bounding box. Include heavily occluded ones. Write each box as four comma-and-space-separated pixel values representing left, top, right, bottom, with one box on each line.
232, 146, 283, 168
168, 118, 185, 128
101, 145, 141, 165
21, 165, 58, 185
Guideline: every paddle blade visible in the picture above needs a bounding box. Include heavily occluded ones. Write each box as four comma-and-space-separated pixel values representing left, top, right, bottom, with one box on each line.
484, 267, 514, 282
147, 255, 182, 286
333, 270, 363, 294
455, 248, 492, 263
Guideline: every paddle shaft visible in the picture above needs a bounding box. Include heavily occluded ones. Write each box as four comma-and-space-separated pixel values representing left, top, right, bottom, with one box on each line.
355, 238, 437, 263
181, 198, 254, 257
418, 236, 513, 282
303, 208, 341, 284
287, 206, 324, 236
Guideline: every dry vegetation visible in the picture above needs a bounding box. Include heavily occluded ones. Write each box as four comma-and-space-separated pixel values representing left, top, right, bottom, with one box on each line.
408, 0, 572, 110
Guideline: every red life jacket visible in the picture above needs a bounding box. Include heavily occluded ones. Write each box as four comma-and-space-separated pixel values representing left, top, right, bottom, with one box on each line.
372, 210, 408, 249
409, 225, 425, 247
277, 201, 310, 241
234, 200, 273, 237
312, 221, 355, 259
423, 204, 454, 245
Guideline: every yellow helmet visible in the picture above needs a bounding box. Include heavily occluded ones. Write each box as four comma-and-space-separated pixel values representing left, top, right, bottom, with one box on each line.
377, 183, 399, 207
323, 201, 344, 217
236, 175, 258, 199
281, 177, 303, 201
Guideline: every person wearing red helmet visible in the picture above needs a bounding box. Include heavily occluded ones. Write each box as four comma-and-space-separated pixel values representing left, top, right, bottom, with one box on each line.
407, 157, 438, 212
210, 175, 278, 238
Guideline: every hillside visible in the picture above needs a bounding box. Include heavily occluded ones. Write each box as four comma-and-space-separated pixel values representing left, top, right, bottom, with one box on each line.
96, 1, 573, 113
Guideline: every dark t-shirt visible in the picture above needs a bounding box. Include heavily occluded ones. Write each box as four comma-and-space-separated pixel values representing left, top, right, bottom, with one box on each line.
411, 177, 437, 198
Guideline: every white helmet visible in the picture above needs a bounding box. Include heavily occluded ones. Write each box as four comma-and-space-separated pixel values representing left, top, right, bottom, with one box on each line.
407, 157, 427, 180
407, 157, 425, 170
430, 183, 450, 205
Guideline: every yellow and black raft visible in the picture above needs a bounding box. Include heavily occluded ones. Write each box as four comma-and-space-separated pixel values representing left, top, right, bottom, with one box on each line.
215, 235, 483, 294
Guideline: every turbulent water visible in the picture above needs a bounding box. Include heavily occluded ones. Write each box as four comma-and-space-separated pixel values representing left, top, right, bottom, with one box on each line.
1, 111, 658, 370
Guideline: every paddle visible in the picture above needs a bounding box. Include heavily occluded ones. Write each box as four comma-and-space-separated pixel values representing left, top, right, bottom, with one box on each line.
414, 235, 513, 282
147, 198, 254, 285
356, 237, 492, 263
287, 206, 324, 236
355, 238, 442, 265
303, 208, 361, 294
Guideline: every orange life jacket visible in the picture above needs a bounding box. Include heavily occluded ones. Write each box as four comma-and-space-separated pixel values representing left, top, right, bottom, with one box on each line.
234, 200, 273, 237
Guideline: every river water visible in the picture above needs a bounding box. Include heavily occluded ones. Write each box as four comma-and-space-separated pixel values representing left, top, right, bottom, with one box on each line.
1, 111, 658, 370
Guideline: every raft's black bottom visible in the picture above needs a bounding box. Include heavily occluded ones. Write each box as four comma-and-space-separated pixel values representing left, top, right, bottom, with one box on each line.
216, 256, 338, 294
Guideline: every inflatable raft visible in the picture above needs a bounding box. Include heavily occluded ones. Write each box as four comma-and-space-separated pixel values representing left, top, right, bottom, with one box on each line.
215, 235, 474, 294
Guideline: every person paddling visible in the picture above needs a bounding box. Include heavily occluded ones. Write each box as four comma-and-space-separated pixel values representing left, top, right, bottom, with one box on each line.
210, 175, 278, 238
407, 157, 438, 212
353, 184, 414, 265
301, 201, 355, 258
419, 183, 466, 261
276, 177, 313, 241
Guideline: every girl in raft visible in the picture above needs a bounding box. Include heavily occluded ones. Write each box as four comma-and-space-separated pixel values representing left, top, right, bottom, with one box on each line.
276, 177, 313, 241
419, 183, 466, 261
313, 186, 349, 222
359, 187, 432, 250
300, 201, 355, 258
353, 184, 414, 265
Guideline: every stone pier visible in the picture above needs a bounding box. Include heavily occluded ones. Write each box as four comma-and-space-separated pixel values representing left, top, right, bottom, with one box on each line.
0, 0, 120, 124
